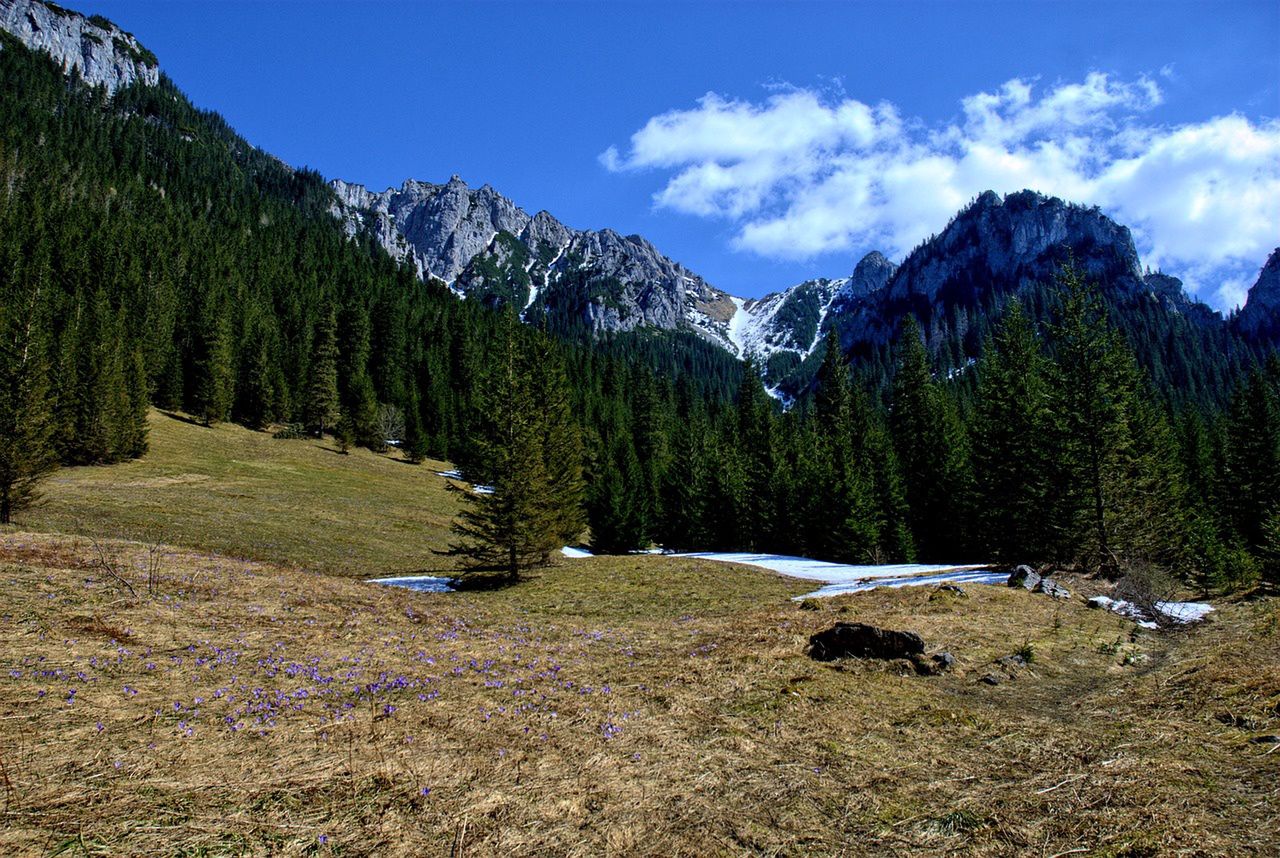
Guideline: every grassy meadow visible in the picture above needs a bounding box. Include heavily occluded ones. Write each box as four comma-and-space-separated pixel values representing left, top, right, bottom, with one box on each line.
0, 414, 1276, 855
20, 411, 464, 577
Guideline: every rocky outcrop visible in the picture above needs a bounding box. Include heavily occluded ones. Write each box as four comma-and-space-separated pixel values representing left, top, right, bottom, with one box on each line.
330, 176, 530, 284
1234, 249, 1280, 342
332, 174, 735, 336
0, 0, 159, 93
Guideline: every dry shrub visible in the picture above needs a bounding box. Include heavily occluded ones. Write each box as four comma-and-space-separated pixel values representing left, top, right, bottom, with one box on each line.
1114, 560, 1179, 624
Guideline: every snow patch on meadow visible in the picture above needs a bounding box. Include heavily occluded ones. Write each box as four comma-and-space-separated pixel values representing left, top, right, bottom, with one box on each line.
1089, 595, 1214, 628
368, 574, 454, 593
674, 552, 998, 598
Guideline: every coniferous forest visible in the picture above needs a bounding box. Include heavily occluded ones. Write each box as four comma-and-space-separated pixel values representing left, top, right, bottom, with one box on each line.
1, 32, 1277, 592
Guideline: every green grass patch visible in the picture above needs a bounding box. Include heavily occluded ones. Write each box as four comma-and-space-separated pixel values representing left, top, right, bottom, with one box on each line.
14, 410, 462, 576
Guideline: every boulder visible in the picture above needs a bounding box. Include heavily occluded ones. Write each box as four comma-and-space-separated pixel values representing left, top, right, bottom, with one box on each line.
1087, 595, 1112, 610
1007, 565, 1041, 590
808, 622, 925, 662
980, 673, 1002, 686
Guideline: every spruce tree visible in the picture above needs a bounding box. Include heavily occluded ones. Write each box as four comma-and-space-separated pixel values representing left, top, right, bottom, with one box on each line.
810, 331, 880, 562
0, 283, 56, 523
304, 307, 341, 437
890, 317, 974, 560
192, 297, 234, 427
1048, 263, 1189, 574
444, 327, 583, 580
972, 302, 1055, 561
735, 361, 777, 550
850, 385, 914, 562
1224, 369, 1280, 553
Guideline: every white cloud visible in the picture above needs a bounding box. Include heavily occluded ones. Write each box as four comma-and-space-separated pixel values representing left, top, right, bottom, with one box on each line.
603, 75, 1280, 311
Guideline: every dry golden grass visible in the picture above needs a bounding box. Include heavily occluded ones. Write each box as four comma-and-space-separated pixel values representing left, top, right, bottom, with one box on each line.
0, 531, 1276, 856
17, 410, 464, 577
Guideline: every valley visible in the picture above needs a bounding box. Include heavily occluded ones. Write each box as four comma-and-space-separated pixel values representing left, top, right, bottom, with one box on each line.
1, 1, 1278, 854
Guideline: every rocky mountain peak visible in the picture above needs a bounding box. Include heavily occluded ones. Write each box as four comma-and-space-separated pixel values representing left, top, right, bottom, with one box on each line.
885, 189, 1145, 311
1234, 249, 1280, 341
0, 0, 160, 93
841, 251, 898, 301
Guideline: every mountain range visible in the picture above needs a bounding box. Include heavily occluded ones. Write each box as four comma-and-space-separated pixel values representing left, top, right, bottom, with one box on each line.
4, 0, 1277, 397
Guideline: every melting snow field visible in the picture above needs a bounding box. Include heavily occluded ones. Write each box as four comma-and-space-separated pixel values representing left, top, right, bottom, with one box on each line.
670, 553, 1004, 599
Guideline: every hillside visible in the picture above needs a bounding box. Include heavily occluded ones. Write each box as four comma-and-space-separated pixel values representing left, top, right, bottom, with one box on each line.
20, 410, 464, 576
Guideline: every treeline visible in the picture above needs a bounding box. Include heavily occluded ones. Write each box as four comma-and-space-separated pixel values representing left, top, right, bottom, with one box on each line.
0, 33, 1276, 591
580, 266, 1279, 591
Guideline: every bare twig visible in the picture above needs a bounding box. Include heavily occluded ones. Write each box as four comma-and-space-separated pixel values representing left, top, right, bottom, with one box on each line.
87, 535, 137, 598
1036, 774, 1086, 794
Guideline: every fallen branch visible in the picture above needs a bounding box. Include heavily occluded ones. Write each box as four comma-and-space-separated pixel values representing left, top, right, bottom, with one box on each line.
1035, 773, 1086, 795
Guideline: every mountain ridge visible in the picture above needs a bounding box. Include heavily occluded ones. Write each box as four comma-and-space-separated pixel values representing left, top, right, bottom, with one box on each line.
2, 0, 1274, 396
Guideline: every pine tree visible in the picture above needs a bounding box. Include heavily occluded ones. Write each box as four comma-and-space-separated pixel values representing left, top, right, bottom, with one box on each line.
1048, 263, 1189, 574
444, 327, 583, 580
735, 361, 777, 550
972, 302, 1055, 561
851, 385, 914, 562
890, 317, 973, 560
240, 334, 276, 430
192, 296, 234, 427
0, 282, 56, 523
1224, 368, 1280, 553
304, 307, 341, 437
810, 331, 880, 562
659, 390, 712, 551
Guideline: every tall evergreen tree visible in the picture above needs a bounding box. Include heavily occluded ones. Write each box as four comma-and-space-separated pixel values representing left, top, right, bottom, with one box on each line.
810, 331, 880, 562
1048, 263, 1189, 573
0, 282, 56, 523
192, 295, 234, 427
304, 306, 341, 437
972, 302, 1056, 560
444, 326, 584, 580
890, 317, 974, 560
1223, 367, 1280, 553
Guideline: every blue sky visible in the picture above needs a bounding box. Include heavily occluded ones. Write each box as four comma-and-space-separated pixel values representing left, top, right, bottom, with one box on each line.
79, 1, 1279, 309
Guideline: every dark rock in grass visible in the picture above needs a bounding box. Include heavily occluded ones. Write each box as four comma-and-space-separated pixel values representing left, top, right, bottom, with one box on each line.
798, 598, 823, 611
997, 653, 1028, 670
932, 583, 967, 599
1036, 578, 1072, 599
910, 650, 958, 676
1007, 565, 1040, 590
1248, 734, 1280, 744
980, 673, 1002, 686
808, 622, 925, 662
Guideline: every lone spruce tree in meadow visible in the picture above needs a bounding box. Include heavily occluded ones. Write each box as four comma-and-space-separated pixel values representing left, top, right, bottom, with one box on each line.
444, 325, 585, 582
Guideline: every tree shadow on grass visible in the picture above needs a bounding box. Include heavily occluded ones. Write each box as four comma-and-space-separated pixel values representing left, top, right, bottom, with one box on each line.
157, 410, 210, 428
